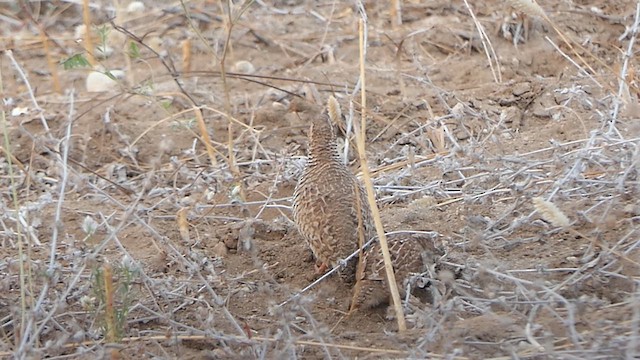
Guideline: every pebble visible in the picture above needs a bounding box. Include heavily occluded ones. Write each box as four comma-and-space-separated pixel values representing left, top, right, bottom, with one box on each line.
86, 70, 125, 92
512, 82, 531, 96
212, 241, 228, 258
232, 60, 255, 74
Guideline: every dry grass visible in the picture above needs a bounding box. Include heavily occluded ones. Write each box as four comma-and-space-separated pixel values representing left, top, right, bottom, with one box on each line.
0, 0, 639, 358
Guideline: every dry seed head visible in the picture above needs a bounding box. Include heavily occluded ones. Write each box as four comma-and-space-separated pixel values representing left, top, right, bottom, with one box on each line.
177, 207, 190, 243
427, 126, 446, 153
327, 96, 342, 124
506, 0, 547, 19
533, 197, 570, 227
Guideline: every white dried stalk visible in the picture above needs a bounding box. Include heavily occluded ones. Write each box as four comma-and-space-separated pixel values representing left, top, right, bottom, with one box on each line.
610, 1, 640, 133
462, 0, 502, 83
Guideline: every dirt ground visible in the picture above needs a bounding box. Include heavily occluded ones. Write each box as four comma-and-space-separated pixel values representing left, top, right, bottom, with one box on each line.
1, 0, 639, 358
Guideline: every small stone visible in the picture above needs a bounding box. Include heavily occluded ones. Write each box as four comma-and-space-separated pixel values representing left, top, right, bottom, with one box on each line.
86, 70, 125, 92
232, 60, 255, 74
74, 24, 87, 40
532, 108, 551, 118
178, 196, 194, 207
238, 220, 255, 252
451, 102, 466, 119
212, 241, 228, 258
409, 196, 436, 208
455, 129, 470, 140
10, 106, 29, 117
500, 106, 521, 125
272, 101, 287, 111
624, 204, 640, 215
512, 82, 531, 96
223, 236, 238, 250
501, 132, 514, 139
126, 1, 145, 12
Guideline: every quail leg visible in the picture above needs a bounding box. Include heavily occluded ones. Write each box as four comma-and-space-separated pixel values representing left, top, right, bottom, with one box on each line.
314, 260, 328, 275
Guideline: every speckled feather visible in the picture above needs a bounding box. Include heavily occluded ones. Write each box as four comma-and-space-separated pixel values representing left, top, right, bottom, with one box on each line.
292, 109, 374, 284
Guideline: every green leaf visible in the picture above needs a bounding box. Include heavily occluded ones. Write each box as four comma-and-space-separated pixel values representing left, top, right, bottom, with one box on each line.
128, 41, 140, 59
61, 53, 91, 70
103, 71, 117, 80
96, 25, 110, 45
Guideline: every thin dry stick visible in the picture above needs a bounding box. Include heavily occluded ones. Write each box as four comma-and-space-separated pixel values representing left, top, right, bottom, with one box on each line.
39, 27, 61, 94
16, 90, 77, 355
544, 36, 601, 87
0, 333, 451, 358
390, 0, 402, 28
0, 54, 28, 347
180, 0, 219, 62
610, 1, 640, 133
463, 0, 501, 83
355, 17, 406, 331
82, 0, 96, 66
218, 1, 246, 200
350, 162, 367, 313
129, 105, 199, 147
317, 0, 338, 49
394, 40, 407, 100
123, 41, 134, 87
508, 0, 594, 73
182, 38, 192, 73
114, 1, 134, 87
627, 284, 640, 358
47, 90, 74, 272
6, 50, 51, 134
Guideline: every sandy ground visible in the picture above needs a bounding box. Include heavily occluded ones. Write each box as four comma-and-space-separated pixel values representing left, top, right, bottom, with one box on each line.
1, 0, 639, 358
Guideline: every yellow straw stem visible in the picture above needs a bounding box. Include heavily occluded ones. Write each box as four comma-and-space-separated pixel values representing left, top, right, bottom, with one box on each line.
355, 18, 407, 332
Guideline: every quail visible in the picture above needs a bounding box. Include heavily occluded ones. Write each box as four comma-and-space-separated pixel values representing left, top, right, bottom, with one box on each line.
291, 100, 373, 284
291, 100, 436, 310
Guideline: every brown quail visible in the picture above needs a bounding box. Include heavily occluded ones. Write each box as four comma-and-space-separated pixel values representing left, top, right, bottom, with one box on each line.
291, 100, 437, 310
350, 233, 438, 310
291, 102, 374, 283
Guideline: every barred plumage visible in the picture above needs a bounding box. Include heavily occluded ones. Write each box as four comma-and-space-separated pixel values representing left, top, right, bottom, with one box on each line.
291, 101, 436, 309
292, 107, 373, 284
